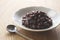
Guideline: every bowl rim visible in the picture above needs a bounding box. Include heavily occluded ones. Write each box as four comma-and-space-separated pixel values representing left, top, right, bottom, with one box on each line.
13, 6, 60, 32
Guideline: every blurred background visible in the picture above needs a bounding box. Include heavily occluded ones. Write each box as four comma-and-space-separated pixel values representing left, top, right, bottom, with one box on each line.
0, 0, 60, 40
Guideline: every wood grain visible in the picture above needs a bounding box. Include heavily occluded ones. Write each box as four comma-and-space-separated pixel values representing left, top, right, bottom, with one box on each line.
0, 0, 60, 40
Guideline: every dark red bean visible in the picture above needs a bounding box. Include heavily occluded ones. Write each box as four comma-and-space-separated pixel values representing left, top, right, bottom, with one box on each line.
22, 11, 52, 29
22, 16, 26, 19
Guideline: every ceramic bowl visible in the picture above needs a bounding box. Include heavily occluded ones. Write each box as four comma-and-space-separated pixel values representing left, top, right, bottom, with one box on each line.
13, 6, 60, 32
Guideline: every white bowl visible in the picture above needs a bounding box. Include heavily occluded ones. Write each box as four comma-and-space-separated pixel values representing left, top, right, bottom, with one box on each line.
13, 6, 60, 32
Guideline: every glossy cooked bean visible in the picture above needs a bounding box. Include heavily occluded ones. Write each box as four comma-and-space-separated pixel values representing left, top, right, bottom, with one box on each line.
22, 11, 52, 29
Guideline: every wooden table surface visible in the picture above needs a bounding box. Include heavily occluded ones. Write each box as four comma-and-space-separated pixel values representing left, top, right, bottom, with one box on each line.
0, 0, 60, 40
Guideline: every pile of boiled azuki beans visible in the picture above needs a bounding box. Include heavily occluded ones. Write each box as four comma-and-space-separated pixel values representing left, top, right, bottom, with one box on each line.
22, 11, 52, 29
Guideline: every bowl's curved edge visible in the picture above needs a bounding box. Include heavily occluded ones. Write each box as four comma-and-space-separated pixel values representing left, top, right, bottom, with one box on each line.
12, 6, 60, 32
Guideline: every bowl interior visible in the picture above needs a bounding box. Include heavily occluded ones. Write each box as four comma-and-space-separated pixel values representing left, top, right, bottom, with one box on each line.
13, 6, 60, 31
